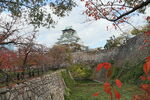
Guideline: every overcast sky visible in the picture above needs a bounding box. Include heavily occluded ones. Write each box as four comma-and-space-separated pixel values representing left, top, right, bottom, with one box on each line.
37, 0, 150, 49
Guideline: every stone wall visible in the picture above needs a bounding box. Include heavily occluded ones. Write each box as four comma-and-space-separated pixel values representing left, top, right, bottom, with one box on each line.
72, 34, 150, 82
72, 34, 150, 67
0, 71, 66, 100
72, 48, 118, 64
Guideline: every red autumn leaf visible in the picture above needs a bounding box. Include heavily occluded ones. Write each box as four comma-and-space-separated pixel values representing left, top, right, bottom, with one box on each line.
140, 76, 147, 80
96, 63, 103, 72
115, 79, 122, 88
145, 56, 150, 62
141, 84, 150, 89
104, 82, 111, 88
96, 62, 111, 71
104, 82, 112, 95
103, 62, 111, 70
104, 87, 112, 95
114, 89, 121, 100
92, 92, 99, 96
143, 61, 150, 75
147, 76, 150, 80
140, 84, 150, 94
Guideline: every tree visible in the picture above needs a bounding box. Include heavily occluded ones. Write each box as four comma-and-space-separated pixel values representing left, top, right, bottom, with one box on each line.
0, 0, 76, 27
27, 44, 50, 68
81, 0, 150, 26
0, 15, 40, 46
0, 16, 21, 45
104, 35, 128, 50
17, 33, 38, 70
0, 47, 17, 70
56, 27, 83, 51
0, 47, 17, 82
48, 45, 72, 69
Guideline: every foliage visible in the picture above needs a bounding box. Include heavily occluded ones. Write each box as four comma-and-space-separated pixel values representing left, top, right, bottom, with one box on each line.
120, 63, 145, 84
111, 67, 122, 80
130, 25, 149, 35
0, 47, 17, 69
131, 29, 145, 35
93, 56, 150, 100
95, 62, 123, 100
0, 0, 76, 27
81, 0, 150, 27
125, 0, 147, 13
48, 45, 72, 68
104, 35, 127, 50
132, 57, 150, 100
68, 64, 92, 79
110, 59, 150, 85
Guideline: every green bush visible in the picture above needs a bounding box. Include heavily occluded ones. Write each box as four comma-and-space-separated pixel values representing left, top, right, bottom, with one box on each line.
120, 62, 148, 85
131, 29, 142, 35
68, 64, 92, 79
110, 60, 150, 85
131, 26, 148, 35
111, 66, 121, 79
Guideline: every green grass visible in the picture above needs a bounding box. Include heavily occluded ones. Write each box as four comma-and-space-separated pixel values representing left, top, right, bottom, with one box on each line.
65, 81, 143, 100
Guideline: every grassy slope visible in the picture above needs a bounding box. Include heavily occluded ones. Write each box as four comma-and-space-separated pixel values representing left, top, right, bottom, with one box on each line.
65, 81, 143, 100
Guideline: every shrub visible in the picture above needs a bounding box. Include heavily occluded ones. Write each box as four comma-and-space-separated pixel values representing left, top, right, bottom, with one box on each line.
68, 64, 92, 80
110, 60, 150, 85
131, 26, 149, 35
111, 67, 121, 79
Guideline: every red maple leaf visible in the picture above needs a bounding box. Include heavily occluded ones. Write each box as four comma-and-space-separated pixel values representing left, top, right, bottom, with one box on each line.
114, 89, 121, 100
147, 76, 150, 80
140, 76, 147, 80
96, 62, 111, 72
143, 61, 150, 75
115, 79, 122, 88
140, 84, 150, 92
96, 63, 103, 72
145, 56, 150, 62
103, 62, 111, 70
92, 92, 99, 96
104, 82, 112, 95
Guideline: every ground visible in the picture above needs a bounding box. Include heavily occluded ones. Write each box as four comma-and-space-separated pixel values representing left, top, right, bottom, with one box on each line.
65, 80, 143, 100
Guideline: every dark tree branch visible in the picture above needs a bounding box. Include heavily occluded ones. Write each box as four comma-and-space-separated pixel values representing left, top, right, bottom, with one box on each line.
108, 0, 150, 22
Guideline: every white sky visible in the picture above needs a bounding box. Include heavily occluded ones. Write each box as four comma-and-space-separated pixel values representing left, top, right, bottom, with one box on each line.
36, 1, 150, 48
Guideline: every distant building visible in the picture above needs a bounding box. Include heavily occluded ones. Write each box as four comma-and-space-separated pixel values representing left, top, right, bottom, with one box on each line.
62, 28, 76, 36
57, 27, 88, 52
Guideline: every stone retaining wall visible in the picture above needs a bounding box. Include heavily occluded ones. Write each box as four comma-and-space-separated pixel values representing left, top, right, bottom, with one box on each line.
0, 71, 66, 100
72, 34, 150, 67
72, 34, 150, 81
